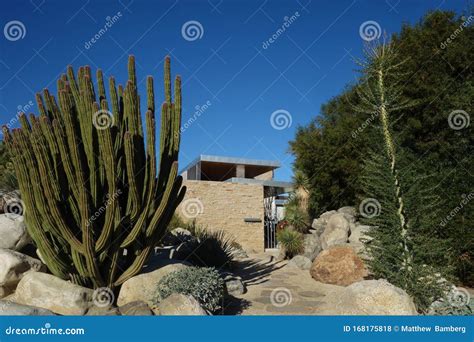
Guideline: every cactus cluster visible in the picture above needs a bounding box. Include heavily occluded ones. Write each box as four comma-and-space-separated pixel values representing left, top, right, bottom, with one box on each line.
2, 56, 186, 290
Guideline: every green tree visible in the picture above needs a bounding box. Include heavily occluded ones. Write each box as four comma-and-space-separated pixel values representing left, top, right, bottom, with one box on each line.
289, 10, 473, 285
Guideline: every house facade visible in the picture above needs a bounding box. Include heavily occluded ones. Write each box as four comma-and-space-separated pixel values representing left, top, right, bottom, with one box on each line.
177, 155, 293, 253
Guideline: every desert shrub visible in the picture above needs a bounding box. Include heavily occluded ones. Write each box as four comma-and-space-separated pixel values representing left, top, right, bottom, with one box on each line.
167, 214, 187, 232
155, 266, 224, 313
181, 221, 236, 269
284, 197, 310, 233
277, 228, 303, 259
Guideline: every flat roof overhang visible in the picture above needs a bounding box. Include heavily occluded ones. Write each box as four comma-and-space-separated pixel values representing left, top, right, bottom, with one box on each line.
179, 155, 282, 181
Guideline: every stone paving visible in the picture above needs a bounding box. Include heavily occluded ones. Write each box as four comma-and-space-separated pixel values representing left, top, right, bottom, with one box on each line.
224, 253, 344, 315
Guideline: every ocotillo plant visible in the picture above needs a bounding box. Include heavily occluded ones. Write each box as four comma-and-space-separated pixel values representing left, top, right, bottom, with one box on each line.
2, 56, 186, 290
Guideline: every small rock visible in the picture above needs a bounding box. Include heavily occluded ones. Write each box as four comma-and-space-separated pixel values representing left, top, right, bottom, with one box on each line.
119, 301, 154, 316
288, 255, 312, 270
12, 272, 94, 315
225, 278, 246, 295
0, 215, 30, 251
303, 234, 322, 261
320, 213, 350, 249
332, 279, 417, 315
0, 300, 55, 316
118, 261, 190, 306
155, 294, 207, 315
310, 246, 368, 286
0, 248, 45, 298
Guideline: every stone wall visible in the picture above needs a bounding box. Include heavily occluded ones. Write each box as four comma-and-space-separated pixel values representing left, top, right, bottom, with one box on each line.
177, 180, 265, 252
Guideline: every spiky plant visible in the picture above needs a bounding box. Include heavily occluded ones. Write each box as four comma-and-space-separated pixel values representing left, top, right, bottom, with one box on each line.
284, 194, 309, 233
354, 41, 450, 311
277, 228, 303, 259
2, 56, 186, 291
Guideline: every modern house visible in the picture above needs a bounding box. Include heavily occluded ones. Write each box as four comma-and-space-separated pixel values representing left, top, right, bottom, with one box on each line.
178, 155, 293, 252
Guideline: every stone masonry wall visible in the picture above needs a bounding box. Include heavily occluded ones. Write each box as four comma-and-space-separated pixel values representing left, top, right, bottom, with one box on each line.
177, 180, 265, 252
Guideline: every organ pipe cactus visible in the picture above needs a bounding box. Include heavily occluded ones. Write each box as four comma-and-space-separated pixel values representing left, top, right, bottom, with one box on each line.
2, 56, 186, 290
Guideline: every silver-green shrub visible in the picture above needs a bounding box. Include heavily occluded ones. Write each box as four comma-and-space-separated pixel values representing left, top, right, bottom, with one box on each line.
155, 267, 224, 313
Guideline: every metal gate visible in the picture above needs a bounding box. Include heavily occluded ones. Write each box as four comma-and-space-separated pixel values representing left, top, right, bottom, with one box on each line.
264, 218, 278, 249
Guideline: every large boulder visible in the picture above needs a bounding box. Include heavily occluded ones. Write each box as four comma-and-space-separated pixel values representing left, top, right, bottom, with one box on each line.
319, 210, 337, 224
303, 233, 322, 260
310, 219, 325, 236
13, 272, 94, 315
332, 279, 417, 315
288, 255, 312, 270
337, 206, 357, 223
118, 261, 190, 306
311, 210, 337, 236
0, 300, 55, 316
0, 215, 30, 251
155, 293, 207, 315
0, 249, 45, 298
85, 306, 121, 316
319, 213, 350, 249
119, 301, 154, 316
310, 246, 368, 286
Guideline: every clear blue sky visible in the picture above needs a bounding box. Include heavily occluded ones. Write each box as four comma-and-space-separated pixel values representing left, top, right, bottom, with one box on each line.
0, 0, 468, 181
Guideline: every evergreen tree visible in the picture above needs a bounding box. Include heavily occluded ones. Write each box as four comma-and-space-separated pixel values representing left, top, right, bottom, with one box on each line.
289, 10, 473, 285
355, 41, 450, 311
